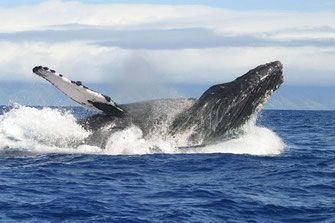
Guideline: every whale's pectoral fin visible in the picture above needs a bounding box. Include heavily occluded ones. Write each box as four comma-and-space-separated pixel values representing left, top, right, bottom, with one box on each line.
32, 66, 125, 116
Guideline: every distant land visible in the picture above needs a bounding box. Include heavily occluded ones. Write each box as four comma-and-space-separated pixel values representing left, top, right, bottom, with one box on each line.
0, 82, 334, 111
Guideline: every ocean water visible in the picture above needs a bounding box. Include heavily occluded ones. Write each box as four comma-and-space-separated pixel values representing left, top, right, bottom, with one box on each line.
0, 105, 334, 222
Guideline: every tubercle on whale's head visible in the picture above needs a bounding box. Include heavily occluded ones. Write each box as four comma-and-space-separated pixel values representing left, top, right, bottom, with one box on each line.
238, 61, 284, 92
198, 61, 284, 107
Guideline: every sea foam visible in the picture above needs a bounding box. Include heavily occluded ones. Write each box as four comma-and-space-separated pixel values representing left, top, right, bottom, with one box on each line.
0, 105, 285, 156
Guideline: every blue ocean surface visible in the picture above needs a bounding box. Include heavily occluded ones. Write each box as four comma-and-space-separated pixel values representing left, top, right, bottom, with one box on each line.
0, 106, 334, 222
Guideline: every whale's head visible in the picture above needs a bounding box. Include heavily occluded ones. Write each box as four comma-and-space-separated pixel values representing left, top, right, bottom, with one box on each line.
204, 60, 284, 114
170, 61, 284, 144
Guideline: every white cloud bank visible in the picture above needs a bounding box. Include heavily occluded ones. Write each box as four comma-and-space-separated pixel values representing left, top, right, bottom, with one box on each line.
0, 0, 334, 86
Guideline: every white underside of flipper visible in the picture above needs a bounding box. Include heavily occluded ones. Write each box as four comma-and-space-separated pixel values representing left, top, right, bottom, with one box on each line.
32, 66, 124, 116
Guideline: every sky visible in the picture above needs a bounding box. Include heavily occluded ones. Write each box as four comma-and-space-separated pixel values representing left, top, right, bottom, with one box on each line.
0, 0, 334, 109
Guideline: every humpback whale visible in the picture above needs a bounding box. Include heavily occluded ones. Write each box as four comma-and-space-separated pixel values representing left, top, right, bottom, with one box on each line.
32, 61, 283, 148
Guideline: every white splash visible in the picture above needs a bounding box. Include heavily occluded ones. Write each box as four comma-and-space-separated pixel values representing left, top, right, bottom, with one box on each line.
0, 105, 285, 156
0, 105, 94, 154
199, 117, 284, 155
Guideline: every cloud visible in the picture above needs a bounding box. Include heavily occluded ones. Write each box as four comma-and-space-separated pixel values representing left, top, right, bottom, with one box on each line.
1, 27, 334, 49
0, 0, 217, 32
0, 0, 334, 88
0, 41, 334, 87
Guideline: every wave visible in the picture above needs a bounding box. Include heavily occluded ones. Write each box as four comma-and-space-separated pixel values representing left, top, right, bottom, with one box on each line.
0, 105, 285, 156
